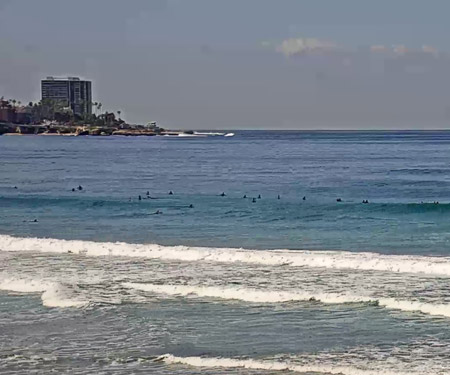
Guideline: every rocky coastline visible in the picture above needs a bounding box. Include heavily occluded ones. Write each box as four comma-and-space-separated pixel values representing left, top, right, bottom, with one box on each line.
0, 123, 187, 137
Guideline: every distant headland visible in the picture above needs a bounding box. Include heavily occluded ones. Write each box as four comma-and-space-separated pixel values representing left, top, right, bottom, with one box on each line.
0, 76, 194, 137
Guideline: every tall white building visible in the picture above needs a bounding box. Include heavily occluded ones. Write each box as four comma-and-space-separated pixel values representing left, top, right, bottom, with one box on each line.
41, 77, 92, 116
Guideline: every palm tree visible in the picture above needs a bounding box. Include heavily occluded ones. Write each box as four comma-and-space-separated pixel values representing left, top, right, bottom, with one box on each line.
17, 101, 21, 108
117, 110, 121, 120
12, 99, 16, 107
97, 103, 102, 114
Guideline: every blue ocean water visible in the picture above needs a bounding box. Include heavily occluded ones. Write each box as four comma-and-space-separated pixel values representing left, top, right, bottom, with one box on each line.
1, 131, 450, 374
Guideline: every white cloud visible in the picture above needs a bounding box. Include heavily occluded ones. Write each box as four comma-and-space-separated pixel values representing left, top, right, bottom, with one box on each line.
392, 44, 408, 56
370, 45, 389, 53
276, 37, 337, 57
422, 45, 439, 56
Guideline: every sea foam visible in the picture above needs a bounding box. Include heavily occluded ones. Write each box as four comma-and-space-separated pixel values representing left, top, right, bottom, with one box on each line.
2, 234, 450, 276
124, 282, 450, 318
0, 276, 88, 308
159, 354, 414, 375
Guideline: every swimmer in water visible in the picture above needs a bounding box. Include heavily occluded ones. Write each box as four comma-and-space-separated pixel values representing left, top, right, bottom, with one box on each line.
220, 192, 226, 197
303, 196, 306, 201
243, 195, 247, 198
336, 198, 342, 202
169, 191, 173, 195
138, 195, 142, 201
189, 204, 194, 208
252, 198, 256, 203
278, 195, 280, 199
78, 185, 83, 191
258, 194, 261, 199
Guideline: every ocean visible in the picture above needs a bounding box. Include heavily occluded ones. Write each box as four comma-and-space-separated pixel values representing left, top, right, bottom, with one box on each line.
1, 131, 450, 374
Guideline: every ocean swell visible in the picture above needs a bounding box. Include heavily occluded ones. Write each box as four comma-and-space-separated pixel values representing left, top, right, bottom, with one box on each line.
124, 283, 450, 318
2, 234, 450, 276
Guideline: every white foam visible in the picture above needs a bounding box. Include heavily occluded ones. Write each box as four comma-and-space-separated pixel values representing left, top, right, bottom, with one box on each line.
0, 276, 88, 308
123, 282, 373, 304
159, 354, 414, 375
40, 285, 88, 308
2, 234, 450, 276
0, 277, 53, 293
124, 283, 450, 318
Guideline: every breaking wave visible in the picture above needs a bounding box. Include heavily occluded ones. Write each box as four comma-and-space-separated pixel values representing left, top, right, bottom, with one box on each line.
0, 277, 88, 308
124, 283, 450, 318
2, 234, 450, 276
158, 354, 413, 375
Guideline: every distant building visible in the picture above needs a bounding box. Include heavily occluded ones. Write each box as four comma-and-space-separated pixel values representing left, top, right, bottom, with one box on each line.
41, 76, 92, 116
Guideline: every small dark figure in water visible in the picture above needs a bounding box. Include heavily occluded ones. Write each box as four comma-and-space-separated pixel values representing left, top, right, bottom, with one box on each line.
336, 198, 342, 202
155, 210, 162, 214
243, 195, 247, 199
362, 200, 369, 204
72, 188, 75, 192
14, 186, 17, 189
78, 185, 83, 191
220, 192, 226, 197
169, 191, 173, 195
33, 219, 38, 222
138, 195, 142, 201
146, 191, 150, 196
189, 204, 194, 208
278, 195, 281, 199
303, 196, 306, 201
252, 198, 256, 203
258, 194, 261, 199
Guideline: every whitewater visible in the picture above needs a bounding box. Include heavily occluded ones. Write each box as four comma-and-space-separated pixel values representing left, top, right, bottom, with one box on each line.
2, 234, 450, 276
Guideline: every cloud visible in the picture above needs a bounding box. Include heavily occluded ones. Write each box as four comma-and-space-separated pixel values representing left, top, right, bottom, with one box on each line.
370, 45, 389, 53
276, 37, 337, 57
422, 45, 439, 56
392, 44, 408, 56
370, 44, 439, 58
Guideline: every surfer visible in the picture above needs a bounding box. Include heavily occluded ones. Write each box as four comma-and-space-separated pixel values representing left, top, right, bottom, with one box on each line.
303, 196, 306, 201
169, 191, 173, 195
138, 195, 142, 201
337, 198, 342, 202
220, 192, 226, 197
278, 195, 281, 199
258, 194, 261, 199
78, 185, 83, 191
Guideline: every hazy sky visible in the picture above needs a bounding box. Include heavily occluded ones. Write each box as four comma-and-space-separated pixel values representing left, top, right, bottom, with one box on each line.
1, 0, 450, 129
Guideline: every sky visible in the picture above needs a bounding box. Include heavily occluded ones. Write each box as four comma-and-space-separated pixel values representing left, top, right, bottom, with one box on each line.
1, 0, 450, 129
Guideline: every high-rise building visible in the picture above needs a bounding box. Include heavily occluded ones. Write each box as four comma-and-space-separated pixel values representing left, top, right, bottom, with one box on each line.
41, 77, 92, 116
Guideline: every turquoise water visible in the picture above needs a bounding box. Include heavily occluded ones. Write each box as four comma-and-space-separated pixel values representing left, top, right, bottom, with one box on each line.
1, 132, 450, 374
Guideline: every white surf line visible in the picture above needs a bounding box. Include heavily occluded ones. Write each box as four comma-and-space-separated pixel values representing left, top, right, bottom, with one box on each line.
123, 283, 450, 318
158, 354, 416, 375
3, 234, 450, 276
0, 277, 88, 308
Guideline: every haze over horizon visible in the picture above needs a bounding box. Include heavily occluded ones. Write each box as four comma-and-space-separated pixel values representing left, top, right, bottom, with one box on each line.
1, 0, 450, 130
